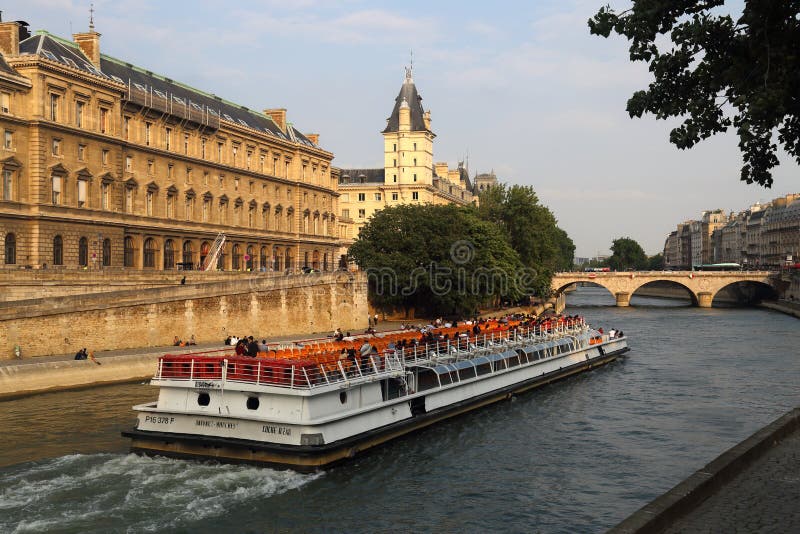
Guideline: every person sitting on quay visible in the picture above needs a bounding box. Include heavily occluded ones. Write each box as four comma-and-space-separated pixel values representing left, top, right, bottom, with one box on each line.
258, 339, 269, 352
173, 336, 182, 346
187, 335, 197, 346
74, 348, 88, 360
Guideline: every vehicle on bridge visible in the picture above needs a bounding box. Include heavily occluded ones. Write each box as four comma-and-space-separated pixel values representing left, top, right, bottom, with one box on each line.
692, 263, 741, 272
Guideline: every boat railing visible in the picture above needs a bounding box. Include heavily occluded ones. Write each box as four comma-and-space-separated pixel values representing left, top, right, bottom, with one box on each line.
154, 352, 405, 390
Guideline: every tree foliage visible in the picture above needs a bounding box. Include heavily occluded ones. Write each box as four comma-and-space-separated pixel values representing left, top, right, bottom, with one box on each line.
477, 184, 575, 294
647, 252, 664, 270
589, 1, 800, 187
348, 204, 526, 317
607, 237, 649, 270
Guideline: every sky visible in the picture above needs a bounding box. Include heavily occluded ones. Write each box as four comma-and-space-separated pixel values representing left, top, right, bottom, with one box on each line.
7, 0, 797, 257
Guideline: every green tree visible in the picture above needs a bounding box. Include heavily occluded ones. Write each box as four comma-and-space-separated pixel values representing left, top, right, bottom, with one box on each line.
477, 184, 574, 295
647, 252, 664, 271
348, 204, 525, 317
607, 237, 648, 271
589, 2, 800, 187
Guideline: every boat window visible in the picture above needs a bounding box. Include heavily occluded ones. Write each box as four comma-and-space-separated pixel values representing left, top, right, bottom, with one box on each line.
417, 369, 440, 390
506, 355, 520, 367
339, 391, 347, 404
246, 396, 259, 410
475, 362, 492, 376
197, 393, 210, 406
458, 366, 476, 381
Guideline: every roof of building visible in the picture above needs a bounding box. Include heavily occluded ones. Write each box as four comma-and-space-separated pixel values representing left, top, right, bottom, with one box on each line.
0, 53, 19, 77
338, 168, 385, 184
18, 31, 320, 149
382, 69, 430, 134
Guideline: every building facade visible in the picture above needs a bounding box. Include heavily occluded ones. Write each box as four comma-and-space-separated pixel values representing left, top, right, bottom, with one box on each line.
664, 195, 800, 269
0, 20, 340, 272
337, 68, 485, 241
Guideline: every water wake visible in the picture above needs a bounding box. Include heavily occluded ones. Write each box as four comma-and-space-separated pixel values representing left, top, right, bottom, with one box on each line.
0, 453, 320, 533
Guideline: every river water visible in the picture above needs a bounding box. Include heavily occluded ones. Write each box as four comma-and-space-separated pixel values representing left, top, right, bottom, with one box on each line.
1, 286, 799, 533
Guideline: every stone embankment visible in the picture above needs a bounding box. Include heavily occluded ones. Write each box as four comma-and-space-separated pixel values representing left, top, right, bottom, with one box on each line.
758, 300, 800, 319
611, 407, 800, 533
1, 272, 368, 360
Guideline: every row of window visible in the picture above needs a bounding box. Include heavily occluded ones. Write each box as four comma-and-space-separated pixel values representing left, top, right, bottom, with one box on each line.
48, 176, 336, 235
42, 91, 329, 183
50, 138, 333, 209
1, 233, 333, 271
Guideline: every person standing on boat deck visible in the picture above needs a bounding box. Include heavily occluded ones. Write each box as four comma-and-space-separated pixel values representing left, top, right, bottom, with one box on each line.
258, 339, 269, 352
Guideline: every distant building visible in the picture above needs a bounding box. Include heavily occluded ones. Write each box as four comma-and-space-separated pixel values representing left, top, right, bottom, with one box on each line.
664, 194, 800, 269
337, 67, 480, 243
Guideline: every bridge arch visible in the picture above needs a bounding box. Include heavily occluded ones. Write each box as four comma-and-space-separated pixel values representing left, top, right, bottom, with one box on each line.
629, 279, 697, 306
711, 280, 778, 306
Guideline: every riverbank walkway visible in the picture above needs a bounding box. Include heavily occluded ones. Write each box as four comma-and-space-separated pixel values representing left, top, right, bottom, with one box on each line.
613, 406, 800, 533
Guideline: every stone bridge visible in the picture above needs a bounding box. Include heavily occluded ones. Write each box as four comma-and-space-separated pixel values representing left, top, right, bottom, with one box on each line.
551, 271, 779, 307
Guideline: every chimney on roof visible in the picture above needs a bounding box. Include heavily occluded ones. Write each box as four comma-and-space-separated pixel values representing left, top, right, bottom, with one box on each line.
0, 20, 24, 56
434, 162, 449, 178
73, 29, 101, 68
264, 108, 287, 132
306, 133, 319, 145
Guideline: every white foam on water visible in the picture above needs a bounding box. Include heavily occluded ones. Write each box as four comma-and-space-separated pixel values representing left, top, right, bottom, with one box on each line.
1, 453, 322, 533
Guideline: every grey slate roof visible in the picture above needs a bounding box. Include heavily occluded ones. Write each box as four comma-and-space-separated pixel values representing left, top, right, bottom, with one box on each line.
18, 31, 319, 149
338, 168, 385, 184
0, 53, 19, 77
382, 74, 429, 134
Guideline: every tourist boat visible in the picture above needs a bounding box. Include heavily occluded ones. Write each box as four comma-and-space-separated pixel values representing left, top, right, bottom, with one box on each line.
123, 318, 629, 471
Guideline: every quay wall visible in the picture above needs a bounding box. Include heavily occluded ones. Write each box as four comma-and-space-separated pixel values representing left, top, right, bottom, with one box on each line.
0, 272, 368, 360
0, 269, 287, 302
0, 352, 161, 399
758, 300, 800, 319
611, 407, 800, 534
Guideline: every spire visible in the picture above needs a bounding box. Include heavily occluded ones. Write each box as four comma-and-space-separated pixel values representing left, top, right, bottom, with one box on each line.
89, 3, 95, 31
383, 66, 429, 134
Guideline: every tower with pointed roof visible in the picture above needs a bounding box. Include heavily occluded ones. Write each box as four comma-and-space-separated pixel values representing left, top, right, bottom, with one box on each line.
382, 66, 434, 187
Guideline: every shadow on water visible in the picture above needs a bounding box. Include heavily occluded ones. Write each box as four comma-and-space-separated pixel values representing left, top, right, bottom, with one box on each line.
1, 285, 799, 533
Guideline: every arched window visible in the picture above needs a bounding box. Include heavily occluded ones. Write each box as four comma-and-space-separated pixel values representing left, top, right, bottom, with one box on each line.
232, 244, 242, 270
246, 245, 254, 271
78, 237, 89, 267
124, 236, 135, 267
273, 247, 282, 271
312, 250, 320, 270
164, 239, 175, 269
323, 253, 328, 272
143, 238, 156, 268
182, 241, 193, 267
53, 235, 63, 266
260, 246, 268, 271
102, 238, 111, 267
286, 250, 293, 271
4, 232, 16, 264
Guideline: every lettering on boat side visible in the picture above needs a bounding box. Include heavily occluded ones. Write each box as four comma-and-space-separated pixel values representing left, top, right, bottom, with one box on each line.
262, 424, 291, 436
194, 381, 220, 389
195, 419, 237, 429
144, 415, 174, 425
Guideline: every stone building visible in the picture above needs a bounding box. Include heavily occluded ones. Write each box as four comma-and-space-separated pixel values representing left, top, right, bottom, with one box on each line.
0, 19, 340, 272
665, 195, 800, 269
337, 67, 479, 241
